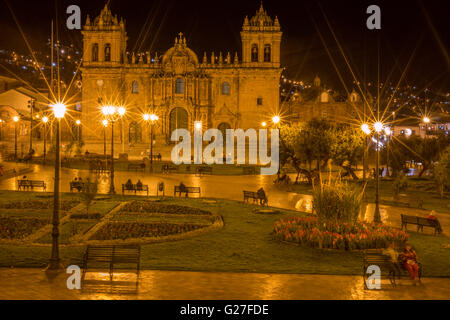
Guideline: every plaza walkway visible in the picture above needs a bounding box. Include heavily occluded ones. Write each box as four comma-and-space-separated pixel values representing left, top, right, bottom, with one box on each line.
1, 268, 449, 300
0, 163, 449, 234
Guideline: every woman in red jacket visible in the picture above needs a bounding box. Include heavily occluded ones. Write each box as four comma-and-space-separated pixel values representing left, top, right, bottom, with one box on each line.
400, 244, 420, 283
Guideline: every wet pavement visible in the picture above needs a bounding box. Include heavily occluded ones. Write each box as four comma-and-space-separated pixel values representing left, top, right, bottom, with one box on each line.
1, 268, 449, 300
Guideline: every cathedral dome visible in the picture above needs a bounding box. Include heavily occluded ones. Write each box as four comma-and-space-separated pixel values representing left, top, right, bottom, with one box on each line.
161, 33, 199, 74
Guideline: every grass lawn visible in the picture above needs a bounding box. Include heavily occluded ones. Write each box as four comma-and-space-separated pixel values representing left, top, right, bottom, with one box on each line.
36, 220, 98, 245
0, 192, 449, 276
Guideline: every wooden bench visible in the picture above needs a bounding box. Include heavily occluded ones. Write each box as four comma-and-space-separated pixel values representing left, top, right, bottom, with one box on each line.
70, 182, 85, 192
174, 186, 201, 197
363, 249, 423, 288
162, 164, 178, 174
122, 184, 149, 196
82, 245, 141, 286
401, 214, 441, 235
395, 197, 423, 209
243, 190, 268, 206
128, 163, 145, 172
195, 166, 213, 176
17, 180, 46, 191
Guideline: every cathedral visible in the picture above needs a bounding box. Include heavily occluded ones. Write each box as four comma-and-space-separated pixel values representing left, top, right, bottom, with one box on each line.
81, 3, 282, 145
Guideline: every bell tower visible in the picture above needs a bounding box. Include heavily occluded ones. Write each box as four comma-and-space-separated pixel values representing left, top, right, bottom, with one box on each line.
82, 4, 127, 66
241, 3, 282, 67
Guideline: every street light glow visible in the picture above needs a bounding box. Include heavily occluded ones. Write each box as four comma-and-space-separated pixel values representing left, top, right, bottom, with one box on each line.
361, 123, 371, 135
143, 114, 150, 121
42, 116, 49, 124
118, 107, 126, 117
13, 116, 19, 122
51, 103, 66, 119
423, 117, 430, 124
262, 122, 267, 127
374, 122, 384, 133
102, 119, 108, 127
76, 120, 81, 125
195, 121, 202, 130
272, 116, 280, 124
384, 127, 391, 136
102, 105, 117, 116
150, 114, 159, 122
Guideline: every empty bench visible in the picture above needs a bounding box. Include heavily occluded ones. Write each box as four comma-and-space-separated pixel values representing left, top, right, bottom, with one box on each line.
162, 164, 179, 174
174, 186, 201, 198
122, 184, 149, 196
243, 190, 268, 206
17, 180, 47, 191
82, 245, 141, 285
401, 214, 442, 235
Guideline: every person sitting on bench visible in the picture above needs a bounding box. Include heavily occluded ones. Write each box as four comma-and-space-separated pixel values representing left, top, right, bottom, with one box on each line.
136, 180, 143, 191
179, 182, 187, 193
257, 188, 267, 205
400, 244, 420, 284
125, 179, 133, 189
427, 210, 443, 234
382, 242, 401, 275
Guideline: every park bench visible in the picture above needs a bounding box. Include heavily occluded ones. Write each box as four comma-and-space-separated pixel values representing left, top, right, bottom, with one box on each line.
363, 249, 422, 288
395, 196, 423, 209
243, 190, 268, 206
401, 214, 441, 235
127, 163, 146, 172
122, 184, 149, 196
70, 181, 86, 192
82, 245, 141, 286
17, 180, 46, 191
174, 186, 201, 198
195, 166, 213, 176
162, 164, 179, 174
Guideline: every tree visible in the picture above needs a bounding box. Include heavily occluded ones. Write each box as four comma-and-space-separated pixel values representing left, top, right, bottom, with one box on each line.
331, 124, 364, 180
80, 179, 98, 216
434, 146, 450, 198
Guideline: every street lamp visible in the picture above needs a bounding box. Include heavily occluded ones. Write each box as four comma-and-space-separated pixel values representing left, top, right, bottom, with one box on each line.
13, 116, 19, 160
262, 122, 267, 128
42, 116, 49, 164
48, 102, 66, 270
102, 119, 108, 159
28, 99, 35, 153
272, 116, 280, 126
361, 123, 371, 184
143, 113, 159, 171
75, 119, 81, 144
0, 119, 3, 141
385, 127, 392, 177
373, 121, 384, 224
102, 106, 120, 194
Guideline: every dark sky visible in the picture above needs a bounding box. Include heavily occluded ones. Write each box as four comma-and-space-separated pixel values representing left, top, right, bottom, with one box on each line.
0, 0, 449, 92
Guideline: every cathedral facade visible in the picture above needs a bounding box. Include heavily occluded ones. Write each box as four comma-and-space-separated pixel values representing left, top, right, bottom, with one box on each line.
80, 4, 282, 144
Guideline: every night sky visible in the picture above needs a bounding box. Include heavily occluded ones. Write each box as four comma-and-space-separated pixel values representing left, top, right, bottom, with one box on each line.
0, 0, 449, 91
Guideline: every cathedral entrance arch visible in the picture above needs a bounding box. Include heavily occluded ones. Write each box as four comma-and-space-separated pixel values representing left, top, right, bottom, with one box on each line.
169, 107, 189, 135
129, 121, 142, 144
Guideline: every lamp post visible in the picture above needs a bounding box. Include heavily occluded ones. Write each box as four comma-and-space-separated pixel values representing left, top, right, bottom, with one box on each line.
28, 99, 35, 153
373, 121, 384, 224
102, 106, 121, 194
48, 102, 66, 270
0, 119, 3, 141
384, 127, 392, 177
143, 113, 159, 172
13, 116, 19, 160
75, 120, 81, 144
361, 123, 371, 184
102, 119, 108, 158
42, 116, 49, 164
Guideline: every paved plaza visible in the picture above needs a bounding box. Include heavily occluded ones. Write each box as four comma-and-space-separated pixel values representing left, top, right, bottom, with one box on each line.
1, 268, 450, 300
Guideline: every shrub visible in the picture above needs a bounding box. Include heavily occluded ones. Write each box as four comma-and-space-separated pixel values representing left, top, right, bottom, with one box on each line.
273, 216, 409, 250
0, 217, 48, 239
120, 201, 212, 216
80, 180, 98, 216
312, 180, 363, 225
90, 222, 207, 240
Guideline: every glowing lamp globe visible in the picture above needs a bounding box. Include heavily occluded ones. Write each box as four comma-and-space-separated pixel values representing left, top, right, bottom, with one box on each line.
102, 119, 108, 127
42, 116, 49, 124
374, 122, 384, 133
143, 114, 150, 121
195, 121, 202, 130
262, 122, 267, 127
150, 114, 159, 122
76, 120, 81, 125
384, 127, 391, 136
13, 116, 20, 122
52, 103, 66, 119
361, 123, 371, 135
118, 107, 126, 117
272, 116, 281, 124
423, 117, 430, 124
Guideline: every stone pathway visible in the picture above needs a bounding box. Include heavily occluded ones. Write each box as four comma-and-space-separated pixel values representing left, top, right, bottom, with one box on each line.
0, 268, 449, 300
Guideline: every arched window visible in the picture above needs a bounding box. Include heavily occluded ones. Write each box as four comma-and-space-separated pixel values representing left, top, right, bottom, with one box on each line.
104, 44, 111, 62
222, 82, 230, 95
129, 122, 142, 143
175, 78, 184, 94
92, 43, 99, 62
264, 45, 271, 62
169, 107, 189, 136
132, 81, 139, 94
251, 44, 258, 62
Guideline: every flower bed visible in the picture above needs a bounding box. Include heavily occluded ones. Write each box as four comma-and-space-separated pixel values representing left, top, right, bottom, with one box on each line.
0, 200, 79, 211
0, 217, 48, 239
120, 201, 211, 215
273, 216, 409, 250
90, 222, 207, 240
